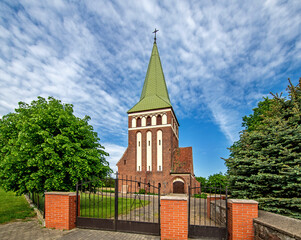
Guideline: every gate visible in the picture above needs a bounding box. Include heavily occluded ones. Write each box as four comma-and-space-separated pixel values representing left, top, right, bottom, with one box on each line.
76, 174, 161, 236
188, 184, 228, 239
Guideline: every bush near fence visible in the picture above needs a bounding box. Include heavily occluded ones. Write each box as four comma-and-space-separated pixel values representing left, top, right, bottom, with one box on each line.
28, 192, 45, 216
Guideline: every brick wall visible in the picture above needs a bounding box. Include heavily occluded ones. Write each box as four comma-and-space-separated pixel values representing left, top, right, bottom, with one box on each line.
227, 199, 258, 240
45, 192, 79, 230
161, 195, 188, 240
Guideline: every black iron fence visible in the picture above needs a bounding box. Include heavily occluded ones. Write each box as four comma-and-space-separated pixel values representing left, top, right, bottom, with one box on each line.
27, 192, 45, 217
76, 175, 161, 235
188, 183, 228, 239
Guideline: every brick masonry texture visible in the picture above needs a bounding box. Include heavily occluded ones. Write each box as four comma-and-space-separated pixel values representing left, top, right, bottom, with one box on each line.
227, 201, 258, 240
117, 109, 198, 194
161, 198, 188, 240
45, 192, 79, 230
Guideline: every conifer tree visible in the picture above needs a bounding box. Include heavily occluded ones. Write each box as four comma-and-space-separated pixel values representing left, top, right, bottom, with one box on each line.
224, 78, 301, 219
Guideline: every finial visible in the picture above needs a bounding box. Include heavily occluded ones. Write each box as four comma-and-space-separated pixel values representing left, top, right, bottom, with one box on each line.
153, 28, 159, 43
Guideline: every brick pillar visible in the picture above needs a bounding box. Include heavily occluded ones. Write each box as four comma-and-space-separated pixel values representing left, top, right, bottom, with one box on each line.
227, 199, 258, 240
45, 192, 79, 230
161, 195, 188, 240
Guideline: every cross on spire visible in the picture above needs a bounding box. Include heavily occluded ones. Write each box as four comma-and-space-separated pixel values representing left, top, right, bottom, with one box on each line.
153, 28, 159, 43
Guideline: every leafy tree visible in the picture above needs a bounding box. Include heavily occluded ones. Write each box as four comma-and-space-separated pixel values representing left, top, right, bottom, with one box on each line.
242, 97, 273, 131
0, 97, 112, 195
207, 172, 228, 189
195, 176, 207, 186
224, 79, 301, 219
195, 172, 228, 192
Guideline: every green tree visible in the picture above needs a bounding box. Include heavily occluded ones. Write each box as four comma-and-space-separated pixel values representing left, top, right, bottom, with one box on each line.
195, 176, 207, 186
224, 79, 301, 219
207, 172, 228, 189
242, 97, 273, 132
0, 97, 112, 195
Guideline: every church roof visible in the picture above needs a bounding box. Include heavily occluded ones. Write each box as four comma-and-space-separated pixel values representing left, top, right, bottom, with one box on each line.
172, 147, 194, 174
128, 42, 172, 113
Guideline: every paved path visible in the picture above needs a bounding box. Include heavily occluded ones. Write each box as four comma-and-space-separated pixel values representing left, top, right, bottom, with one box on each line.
0, 218, 160, 240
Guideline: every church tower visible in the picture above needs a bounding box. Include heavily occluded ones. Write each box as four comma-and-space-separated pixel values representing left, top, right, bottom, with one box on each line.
117, 33, 197, 194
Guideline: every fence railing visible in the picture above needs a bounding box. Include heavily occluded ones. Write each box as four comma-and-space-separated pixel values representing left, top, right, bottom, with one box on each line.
28, 192, 45, 217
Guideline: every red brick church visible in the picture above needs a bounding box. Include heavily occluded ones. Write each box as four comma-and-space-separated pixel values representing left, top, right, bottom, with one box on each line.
117, 35, 198, 194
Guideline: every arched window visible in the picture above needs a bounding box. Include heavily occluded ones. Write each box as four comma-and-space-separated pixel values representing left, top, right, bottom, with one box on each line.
132, 118, 136, 128
157, 115, 162, 125
137, 117, 141, 127
157, 130, 163, 171
147, 131, 152, 171
136, 132, 142, 171
162, 114, 167, 124
146, 116, 151, 126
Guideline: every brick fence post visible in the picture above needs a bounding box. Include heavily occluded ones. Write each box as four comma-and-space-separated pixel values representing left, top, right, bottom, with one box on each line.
45, 192, 79, 230
227, 199, 258, 240
161, 195, 188, 240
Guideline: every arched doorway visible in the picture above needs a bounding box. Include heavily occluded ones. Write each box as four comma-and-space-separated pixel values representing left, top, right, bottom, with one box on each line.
173, 178, 184, 193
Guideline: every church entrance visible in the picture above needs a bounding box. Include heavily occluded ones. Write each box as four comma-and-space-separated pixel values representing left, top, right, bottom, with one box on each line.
173, 181, 184, 193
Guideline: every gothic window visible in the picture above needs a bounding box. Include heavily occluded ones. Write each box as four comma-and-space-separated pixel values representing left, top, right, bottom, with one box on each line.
157, 130, 163, 171
137, 132, 142, 171
157, 115, 162, 125
147, 116, 151, 126
162, 114, 167, 124
132, 118, 136, 128
137, 117, 141, 127
147, 131, 152, 171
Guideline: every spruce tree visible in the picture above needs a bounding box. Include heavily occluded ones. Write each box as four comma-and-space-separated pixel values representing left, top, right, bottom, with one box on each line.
224, 78, 301, 219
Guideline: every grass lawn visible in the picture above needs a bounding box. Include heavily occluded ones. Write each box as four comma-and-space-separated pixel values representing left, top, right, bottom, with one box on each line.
0, 188, 35, 224
80, 192, 150, 218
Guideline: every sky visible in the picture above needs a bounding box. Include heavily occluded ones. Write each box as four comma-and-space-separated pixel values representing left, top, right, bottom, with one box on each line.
0, 0, 300, 178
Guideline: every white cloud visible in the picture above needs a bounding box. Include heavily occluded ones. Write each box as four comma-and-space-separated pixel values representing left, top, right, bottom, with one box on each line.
103, 143, 126, 173
0, 0, 300, 165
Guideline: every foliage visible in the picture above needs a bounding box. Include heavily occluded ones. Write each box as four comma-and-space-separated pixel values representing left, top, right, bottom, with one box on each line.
28, 192, 45, 213
207, 172, 228, 189
195, 173, 228, 188
195, 176, 207, 186
193, 193, 207, 199
101, 189, 115, 193
138, 189, 146, 194
242, 97, 273, 131
0, 188, 35, 224
224, 79, 301, 219
0, 97, 112, 195
79, 192, 150, 219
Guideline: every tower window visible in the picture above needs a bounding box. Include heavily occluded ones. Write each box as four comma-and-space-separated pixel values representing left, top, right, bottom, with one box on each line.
139, 141, 140, 147
147, 116, 151, 126
148, 141, 150, 146
157, 115, 162, 125
159, 166, 161, 171
124, 160, 126, 165
137, 117, 141, 127
159, 140, 161, 145
139, 166, 140, 171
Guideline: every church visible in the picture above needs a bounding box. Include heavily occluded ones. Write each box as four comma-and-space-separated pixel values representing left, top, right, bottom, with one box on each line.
117, 33, 198, 194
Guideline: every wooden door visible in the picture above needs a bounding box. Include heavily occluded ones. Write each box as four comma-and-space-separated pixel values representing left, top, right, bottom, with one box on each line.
173, 181, 184, 193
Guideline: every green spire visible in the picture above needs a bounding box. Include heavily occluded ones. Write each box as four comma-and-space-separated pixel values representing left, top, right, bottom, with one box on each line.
128, 42, 172, 113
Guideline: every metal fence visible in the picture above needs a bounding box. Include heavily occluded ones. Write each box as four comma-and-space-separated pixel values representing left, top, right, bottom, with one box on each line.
188, 184, 228, 239
28, 192, 45, 217
76, 175, 161, 235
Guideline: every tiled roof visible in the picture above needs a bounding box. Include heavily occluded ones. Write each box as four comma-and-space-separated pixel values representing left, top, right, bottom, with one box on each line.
172, 147, 194, 174
128, 42, 172, 113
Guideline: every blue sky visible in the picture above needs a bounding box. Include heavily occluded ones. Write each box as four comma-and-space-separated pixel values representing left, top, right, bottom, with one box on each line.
0, 0, 300, 177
